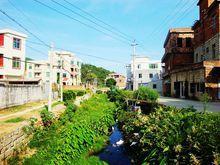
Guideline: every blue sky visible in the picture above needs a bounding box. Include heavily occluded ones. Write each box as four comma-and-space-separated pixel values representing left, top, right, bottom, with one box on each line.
0, 0, 199, 74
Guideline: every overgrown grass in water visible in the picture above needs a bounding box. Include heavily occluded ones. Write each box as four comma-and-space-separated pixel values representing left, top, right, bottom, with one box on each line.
23, 94, 115, 164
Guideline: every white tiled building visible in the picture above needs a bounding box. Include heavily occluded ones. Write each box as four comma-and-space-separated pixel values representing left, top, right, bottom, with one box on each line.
26, 51, 82, 86
52, 51, 82, 86
126, 56, 162, 93
0, 29, 27, 80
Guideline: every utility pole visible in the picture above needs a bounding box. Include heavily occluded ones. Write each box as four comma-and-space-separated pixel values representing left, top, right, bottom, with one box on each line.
59, 55, 63, 102
48, 43, 54, 111
131, 40, 138, 91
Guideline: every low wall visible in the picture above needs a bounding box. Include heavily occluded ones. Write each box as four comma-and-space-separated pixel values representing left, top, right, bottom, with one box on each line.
0, 84, 58, 109
0, 125, 28, 164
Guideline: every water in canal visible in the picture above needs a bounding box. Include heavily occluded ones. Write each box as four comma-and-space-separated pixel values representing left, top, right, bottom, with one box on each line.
98, 125, 131, 165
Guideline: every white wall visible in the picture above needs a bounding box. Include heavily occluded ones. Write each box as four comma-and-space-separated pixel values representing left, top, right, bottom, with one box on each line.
0, 83, 58, 109
0, 31, 27, 79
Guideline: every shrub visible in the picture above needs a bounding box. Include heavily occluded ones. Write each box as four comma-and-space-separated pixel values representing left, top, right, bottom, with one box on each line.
199, 92, 212, 112
40, 107, 54, 127
106, 78, 116, 88
133, 86, 159, 102
118, 106, 220, 164
24, 94, 116, 164
63, 90, 76, 102
76, 90, 86, 96
96, 90, 103, 94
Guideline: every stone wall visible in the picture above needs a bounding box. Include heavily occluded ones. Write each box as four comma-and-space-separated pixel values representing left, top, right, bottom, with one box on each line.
0, 84, 58, 109
0, 125, 29, 164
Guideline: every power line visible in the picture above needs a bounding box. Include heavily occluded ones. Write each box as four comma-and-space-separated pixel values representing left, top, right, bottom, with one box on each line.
51, 0, 132, 42
7, 0, 40, 31
62, 0, 134, 41
1, 11, 126, 64
146, 0, 184, 39
0, 9, 50, 48
32, 0, 130, 45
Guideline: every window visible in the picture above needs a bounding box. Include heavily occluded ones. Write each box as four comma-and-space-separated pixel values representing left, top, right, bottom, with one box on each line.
206, 47, 209, 53
35, 73, 41, 77
71, 61, 74, 65
63, 73, 67, 78
190, 83, 196, 93
177, 37, 182, 47
149, 64, 158, 69
0, 34, 4, 46
29, 65, 32, 69
12, 57, 21, 69
212, 44, 216, 58
201, 55, 205, 61
13, 38, 21, 49
153, 84, 157, 89
186, 38, 192, 47
149, 73, 153, 78
28, 72, 32, 78
137, 64, 141, 69
197, 83, 205, 93
46, 72, 50, 77
195, 53, 199, 62
35, 64, 40, 68
0, 54, 3, 67
212, 15, 217, 32
0, 75, 3, 79
139, 74, 142, 78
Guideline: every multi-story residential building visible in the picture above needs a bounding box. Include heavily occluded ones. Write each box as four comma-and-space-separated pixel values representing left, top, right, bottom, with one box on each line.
0, 29, 27, 80
106, 73, 126, 89
162, 28, 194, 98
52, 51, 82, 86
127, 56, 162, 92
27, 51, 82, 86
162, 0, 220, 100
26, 60, 52, 83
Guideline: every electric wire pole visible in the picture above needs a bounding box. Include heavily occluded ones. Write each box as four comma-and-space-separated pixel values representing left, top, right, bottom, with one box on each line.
48, 43, 54, 111
131, 40, 138, 91
60, 55, 63, 102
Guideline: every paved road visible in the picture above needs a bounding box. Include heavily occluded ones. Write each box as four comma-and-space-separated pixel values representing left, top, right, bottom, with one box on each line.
158, 96, 220, 113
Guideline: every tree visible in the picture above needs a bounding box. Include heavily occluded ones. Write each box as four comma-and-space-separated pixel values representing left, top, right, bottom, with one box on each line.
133, 86, 159, 102
106, 78, 117, 87
81, 64, 112, 86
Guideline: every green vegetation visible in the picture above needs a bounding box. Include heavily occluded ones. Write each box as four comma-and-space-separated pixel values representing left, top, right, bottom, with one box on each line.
199, 92, 212, 112
133, 86, 159, 102
81, 64, 112, 86
105, 78, 116, 88
5, 117, 25, 123
106, 88, 220, 164
23, 94, 116, 164
118, 107, 220, 164
63, 90, 76, 102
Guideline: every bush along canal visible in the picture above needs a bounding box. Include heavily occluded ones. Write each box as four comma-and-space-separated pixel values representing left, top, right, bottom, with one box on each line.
98, 124, 131, 165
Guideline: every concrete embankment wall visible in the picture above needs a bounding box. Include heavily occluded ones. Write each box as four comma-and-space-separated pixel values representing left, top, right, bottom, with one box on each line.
0, 84, 58, 109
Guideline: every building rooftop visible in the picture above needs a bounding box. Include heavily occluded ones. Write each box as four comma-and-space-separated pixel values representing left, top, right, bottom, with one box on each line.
0, 29, 27, 38
164, 27, 194, 48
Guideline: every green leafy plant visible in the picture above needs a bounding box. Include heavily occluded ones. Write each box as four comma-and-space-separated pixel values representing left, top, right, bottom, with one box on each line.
40, 106, 54, 127
63, 90, 76, 102
118, 106, 220, 164
133, 86, 159, 102
105, 78, 117, 88
199, 92, 212, 113
24, 94, 116, 164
